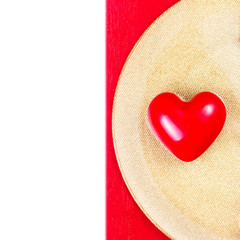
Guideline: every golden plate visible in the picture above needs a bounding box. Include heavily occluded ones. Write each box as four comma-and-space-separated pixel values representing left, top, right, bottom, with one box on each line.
112, 0, 240, 239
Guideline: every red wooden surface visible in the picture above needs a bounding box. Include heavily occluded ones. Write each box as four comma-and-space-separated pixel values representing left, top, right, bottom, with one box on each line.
106, 1, 179, 239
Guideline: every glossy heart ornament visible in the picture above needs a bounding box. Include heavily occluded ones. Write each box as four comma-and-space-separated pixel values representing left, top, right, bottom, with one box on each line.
148, 92, 227, 162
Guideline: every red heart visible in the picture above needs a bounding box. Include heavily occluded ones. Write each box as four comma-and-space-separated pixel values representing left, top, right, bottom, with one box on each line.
148, 92, 227, 162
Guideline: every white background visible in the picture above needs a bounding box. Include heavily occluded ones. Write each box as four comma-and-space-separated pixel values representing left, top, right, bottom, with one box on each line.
0, 0, 105, 239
